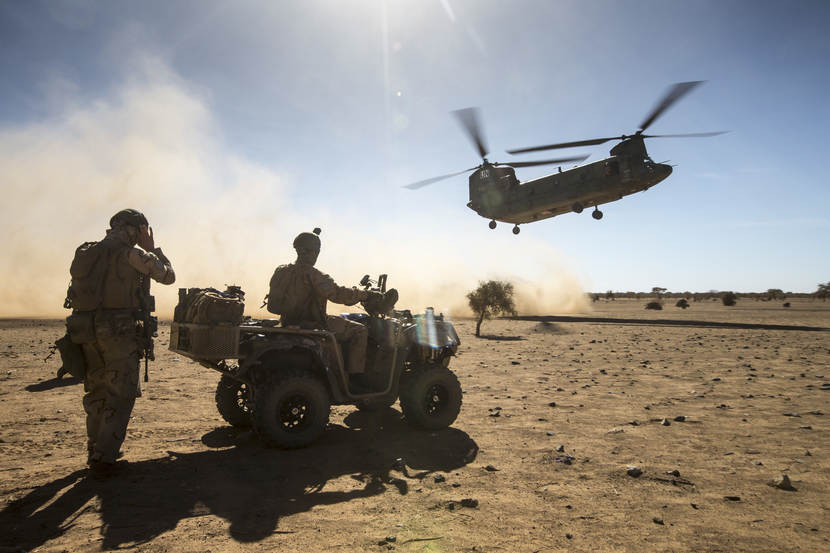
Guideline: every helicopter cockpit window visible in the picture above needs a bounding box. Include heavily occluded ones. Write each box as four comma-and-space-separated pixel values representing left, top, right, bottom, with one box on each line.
605, 161, 619, 176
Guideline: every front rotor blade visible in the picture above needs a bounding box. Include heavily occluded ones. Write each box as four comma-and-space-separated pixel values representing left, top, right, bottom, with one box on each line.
504, 154, 590, 168
641, 131, 728, 138
453, 107, 489, 158
507, 137, 616, 155
403, 166, 479, 190
639, 81, 703, 132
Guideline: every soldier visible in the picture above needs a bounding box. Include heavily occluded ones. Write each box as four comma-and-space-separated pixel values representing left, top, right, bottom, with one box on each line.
65, 209, 175, 476
266, 230, 382, 386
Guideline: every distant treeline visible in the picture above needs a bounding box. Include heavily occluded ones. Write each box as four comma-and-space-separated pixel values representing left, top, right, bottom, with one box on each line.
590, 286, 829, 302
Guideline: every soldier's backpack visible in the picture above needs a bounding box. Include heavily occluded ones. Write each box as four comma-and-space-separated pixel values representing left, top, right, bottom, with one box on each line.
65, 240, 122, 311
265, 267, 289, 315
265, 266, 309, 317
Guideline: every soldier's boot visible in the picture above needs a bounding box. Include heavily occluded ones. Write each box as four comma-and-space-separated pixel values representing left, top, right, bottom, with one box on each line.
87, 444, 124, 466
89, 459, 129, 479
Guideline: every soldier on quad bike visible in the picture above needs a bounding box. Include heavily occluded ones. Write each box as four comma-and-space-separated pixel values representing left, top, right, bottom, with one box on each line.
266, 229, 392, 388
171, 230, 461, 448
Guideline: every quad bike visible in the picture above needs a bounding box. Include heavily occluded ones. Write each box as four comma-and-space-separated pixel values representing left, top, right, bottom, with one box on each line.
169, 275, 461, 448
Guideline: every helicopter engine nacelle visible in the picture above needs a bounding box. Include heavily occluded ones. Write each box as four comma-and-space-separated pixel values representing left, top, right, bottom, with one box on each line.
610, 136, 648, 158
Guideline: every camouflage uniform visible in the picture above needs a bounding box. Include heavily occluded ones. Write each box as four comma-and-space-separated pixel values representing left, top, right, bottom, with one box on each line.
268, 261, 369, 374
80, 226, 175, 465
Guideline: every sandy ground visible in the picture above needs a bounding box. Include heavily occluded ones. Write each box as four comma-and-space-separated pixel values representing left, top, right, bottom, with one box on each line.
1, 298, 828, 552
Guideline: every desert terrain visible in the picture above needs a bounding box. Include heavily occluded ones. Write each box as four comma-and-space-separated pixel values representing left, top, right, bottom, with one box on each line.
1, 298, 828, 552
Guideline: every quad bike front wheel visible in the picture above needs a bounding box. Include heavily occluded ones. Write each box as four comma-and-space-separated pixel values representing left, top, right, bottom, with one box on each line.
400, 365, 462, 430
253, 367, 331, 448
215, 375, 252, 428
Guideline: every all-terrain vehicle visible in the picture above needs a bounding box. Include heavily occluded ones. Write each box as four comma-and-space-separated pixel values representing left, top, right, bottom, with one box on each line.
169, 275, 462, 448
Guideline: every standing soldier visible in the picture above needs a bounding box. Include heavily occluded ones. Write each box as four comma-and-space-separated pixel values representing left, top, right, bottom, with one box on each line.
64, 209, 175, 476
266, 229, 383, 388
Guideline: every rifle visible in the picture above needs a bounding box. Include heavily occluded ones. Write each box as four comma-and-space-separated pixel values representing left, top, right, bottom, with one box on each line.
137, 275, 158, 383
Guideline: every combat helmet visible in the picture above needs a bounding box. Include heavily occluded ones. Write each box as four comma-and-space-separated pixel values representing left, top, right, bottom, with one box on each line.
293, 227, 322, 251
110, 209, 148, 229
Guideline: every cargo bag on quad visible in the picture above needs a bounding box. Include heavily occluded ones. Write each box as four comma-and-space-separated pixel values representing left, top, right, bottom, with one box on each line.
170, 286, 246, 359
174, 286, 245, 325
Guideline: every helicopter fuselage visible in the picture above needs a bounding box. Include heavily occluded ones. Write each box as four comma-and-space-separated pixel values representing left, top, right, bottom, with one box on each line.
467, 140, 671, 225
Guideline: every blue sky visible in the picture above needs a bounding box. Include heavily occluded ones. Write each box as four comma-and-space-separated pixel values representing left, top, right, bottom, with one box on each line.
1, 0, 828, 315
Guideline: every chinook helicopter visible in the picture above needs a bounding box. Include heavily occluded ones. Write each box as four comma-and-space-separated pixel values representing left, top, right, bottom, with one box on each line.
405, 81, 724, 234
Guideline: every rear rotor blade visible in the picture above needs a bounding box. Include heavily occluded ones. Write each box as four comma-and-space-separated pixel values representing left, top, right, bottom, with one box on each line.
403, 166, 479, 190
639, 81, 703, 131
641, 131, 728, 138
503, 154, 590, 168
453, 107, 489, 159
507, 137, 617, 154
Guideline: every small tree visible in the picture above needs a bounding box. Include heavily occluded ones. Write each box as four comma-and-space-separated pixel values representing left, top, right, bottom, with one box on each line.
675, 298, 690, 309
467, 280, 517, 337
652, 287, 667, 299
721, 291, 737, 306
816, 282, 830, 301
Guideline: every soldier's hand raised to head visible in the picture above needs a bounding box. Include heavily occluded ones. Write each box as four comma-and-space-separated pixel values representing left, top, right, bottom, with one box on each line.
137, 225, 155, 251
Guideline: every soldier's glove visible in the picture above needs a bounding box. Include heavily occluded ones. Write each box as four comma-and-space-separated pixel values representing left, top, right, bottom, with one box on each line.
365, 289, 398, 315
363, 290, 392, 315
380, 288, 398, 313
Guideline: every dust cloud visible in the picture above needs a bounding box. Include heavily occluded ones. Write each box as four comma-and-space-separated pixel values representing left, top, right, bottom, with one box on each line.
0, 56, 589, 320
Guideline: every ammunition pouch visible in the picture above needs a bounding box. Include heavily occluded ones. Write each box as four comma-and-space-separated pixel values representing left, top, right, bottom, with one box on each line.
55, 333, 87, 380
66, 312, 96, 344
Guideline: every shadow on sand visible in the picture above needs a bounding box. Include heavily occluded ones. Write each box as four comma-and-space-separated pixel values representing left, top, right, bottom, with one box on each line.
25, 376, 83, 392
510, 315, 828, 332
0, 408, 478, 551
475, 334, 525, 341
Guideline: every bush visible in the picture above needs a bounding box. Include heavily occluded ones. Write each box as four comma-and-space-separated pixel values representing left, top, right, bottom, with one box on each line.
721, 291, 737, 306
675, 299, 689, 309
645, 301, 663, 310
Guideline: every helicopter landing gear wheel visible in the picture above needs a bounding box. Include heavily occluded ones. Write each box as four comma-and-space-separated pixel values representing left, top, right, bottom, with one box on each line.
572, 202, 583, 214
489, 220, 496, 230
592, 208, 603, 220
512, 225, 520, 235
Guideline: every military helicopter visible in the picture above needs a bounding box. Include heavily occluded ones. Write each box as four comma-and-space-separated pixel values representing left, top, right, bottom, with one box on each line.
405, 81, 724, 234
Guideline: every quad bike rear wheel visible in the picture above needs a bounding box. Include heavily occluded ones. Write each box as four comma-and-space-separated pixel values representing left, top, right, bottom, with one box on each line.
253, 367, 331, 448
400, 365, 462, 430
215, 375, 252, 428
